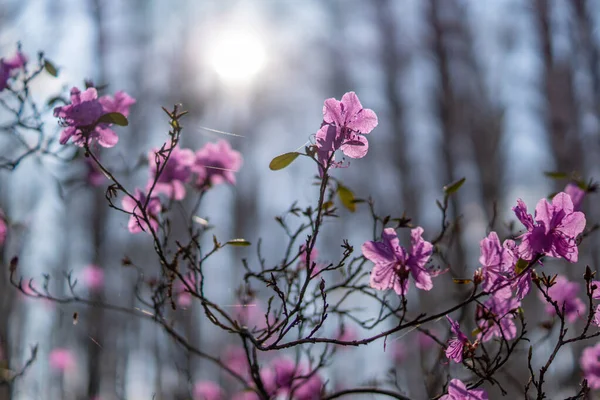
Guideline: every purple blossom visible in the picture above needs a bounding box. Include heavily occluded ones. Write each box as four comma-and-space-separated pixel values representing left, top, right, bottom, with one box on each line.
121, 189, 161, 234
85, 157, 105, 187
564, 183, 585, 211
0, 210, 6, 247
478, 232, 516, 293
192, 140, 243, 188
54, 87, 135, 148
81, 264, 104, 291
445, 316, 468, 363
98, 91, 136, 117
147, 146, 195, 200
476, 287, 520, 342
539, 275, 585, 323
362, 227, 433, 296
49, 348, 75, 371
0, 51, 26, 91
193, 381, 224, 400
513, 192, 586, 262
593, 305, 600, 327
591, 280, 600, 300
440, 379, 488, 400
261, 357, 323, 400
315, 92, 378, 173
580, 343, 600, 389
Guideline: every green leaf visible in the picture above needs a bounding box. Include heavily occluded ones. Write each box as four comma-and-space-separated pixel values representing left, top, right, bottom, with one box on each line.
44, 60, 58, 77
269, 152, 300, 171
514, 258, 529, 275
226, 239, 251, 247
97, 112, 129, 126
337, 185, 356, 212
443, 177, 466, 195
544, 171, 567, 179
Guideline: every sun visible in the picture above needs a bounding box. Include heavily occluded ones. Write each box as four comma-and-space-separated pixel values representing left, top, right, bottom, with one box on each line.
207, 29, 267, 84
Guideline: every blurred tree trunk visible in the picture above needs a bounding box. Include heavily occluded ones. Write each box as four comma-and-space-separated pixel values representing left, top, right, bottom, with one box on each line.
373, 0, 417, 218
534, 0, 583, 180
427, 0, 467, 273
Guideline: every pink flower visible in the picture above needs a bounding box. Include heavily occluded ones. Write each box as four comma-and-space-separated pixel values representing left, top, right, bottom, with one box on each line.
98, 91, 136, 117
580, 343, 600, 389
391, 341, 407, 363
82, 264, 104, 291
223, 346, 249, 380
335, 326, 357, 350
85, 157, 105, 187
121, 189, 161, 234
53, 87, 135, 148
445, 316, 468, 363
362, 227, 434, 296
564, 183, 585, 211
593, 305, 600, 327
478, 232, 516, 293
539, 275, 585, 323
0, 210, 6, 247
233, 302, 268, 331
0, 50, 26, 91
297, 245, 324, 276
476, 288, 520, 343
193, 381, 224, 400
147, 146, 195, 200
192, 140, 242, 188
513, 192, 586, 263
315, 92, 378, 173
49, 348, 75, 371
440, 379, 488, 400
262, 357, 323, 400
175, 273, 197, 307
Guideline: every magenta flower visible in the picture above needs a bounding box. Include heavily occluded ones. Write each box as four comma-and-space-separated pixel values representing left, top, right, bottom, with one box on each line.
315, 92, 378, 172
175, 273, 197, 307
223, 346, 250, 380
98, 91, 136, 117
49, 348, 75, 371
147, 146, 195, 200
593, 305, 600, 327
476, 288, 520, 342
513, 192, 586, 262
440, 379, 488, 400
0, 51, 26, 91
478, 232, 516, 293
54, 87, 135, 148
121, 189, 161, 234
193, 381, 224, 400
565, 183, 585, 211
539, 275, 585, 323
192, 140, 242, 188
85, 157, 106, 187
81, 264, 104, 291
445, 316, 468, 363
0, 210, 6, 247
262, 357, 323, 400
391, 341, 407, 363
580, 343, 600, 389
362, 227, 433, 296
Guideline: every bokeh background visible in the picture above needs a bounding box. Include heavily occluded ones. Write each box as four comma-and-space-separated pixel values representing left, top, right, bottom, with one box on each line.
1, 0, 600, 399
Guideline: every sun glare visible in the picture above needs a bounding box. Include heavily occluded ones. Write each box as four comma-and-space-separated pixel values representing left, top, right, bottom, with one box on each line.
207, 30, 266, 84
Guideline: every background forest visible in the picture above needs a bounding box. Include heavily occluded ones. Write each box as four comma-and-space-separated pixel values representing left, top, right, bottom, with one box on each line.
1, 0, 600, 399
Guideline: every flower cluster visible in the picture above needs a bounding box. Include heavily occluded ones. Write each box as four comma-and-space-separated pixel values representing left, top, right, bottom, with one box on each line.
53, 87, 135, 148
